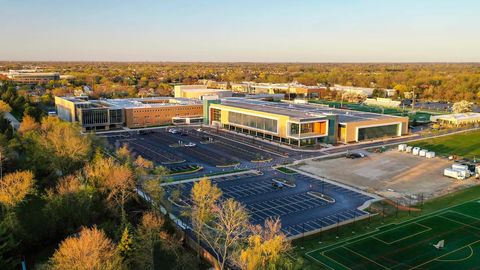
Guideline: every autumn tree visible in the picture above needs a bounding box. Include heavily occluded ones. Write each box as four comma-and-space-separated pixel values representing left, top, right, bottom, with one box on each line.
105, 165, 136, 223
50, 226, 124, 270
191, 177, 222, 259
0, 171, 35, 208
238, 217, 299, 270
18, 115, 39, 135
134, 155, 154, 178
116, 143, 132, 165
452, 100, 473, 113
0, 100, 11, 115
195, 198, 250, 270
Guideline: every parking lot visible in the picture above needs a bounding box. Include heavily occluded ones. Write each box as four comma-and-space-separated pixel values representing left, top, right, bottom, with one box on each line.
162, 169, 376, 238
105, 127, 299, 175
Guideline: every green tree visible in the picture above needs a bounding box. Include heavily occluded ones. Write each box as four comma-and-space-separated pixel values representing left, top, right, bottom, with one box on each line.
118, 227, 134, 265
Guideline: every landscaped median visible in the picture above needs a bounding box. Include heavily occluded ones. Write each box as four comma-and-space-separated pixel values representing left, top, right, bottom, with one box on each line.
275, 166, 297, 175
167, 165, 203, 175
251, 158, 272, 163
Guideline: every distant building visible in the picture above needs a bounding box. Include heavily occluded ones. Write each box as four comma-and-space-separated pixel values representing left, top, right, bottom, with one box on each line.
430, 113, 480, 126
55, 96, 203, 131
174, 85, 232, 99
230, 82, 327, 98
7, 69, 60, 84
331, 85, 375, 97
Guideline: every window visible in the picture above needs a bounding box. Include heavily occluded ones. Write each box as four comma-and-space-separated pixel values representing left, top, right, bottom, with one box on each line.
358, 124, 398, 141
228, 111, 277, 132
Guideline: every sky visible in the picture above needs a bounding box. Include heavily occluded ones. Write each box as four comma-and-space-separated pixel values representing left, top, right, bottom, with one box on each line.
0, 0, 479, 62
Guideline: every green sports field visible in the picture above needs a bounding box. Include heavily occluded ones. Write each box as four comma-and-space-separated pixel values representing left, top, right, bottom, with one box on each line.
410, 130, 480, 159
306, 199, 480, 270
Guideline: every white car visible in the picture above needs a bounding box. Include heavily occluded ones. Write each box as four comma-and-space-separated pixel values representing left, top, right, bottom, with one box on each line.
168, 128, 178, 134
184, 142, 196, 147
196, 128, 202, 132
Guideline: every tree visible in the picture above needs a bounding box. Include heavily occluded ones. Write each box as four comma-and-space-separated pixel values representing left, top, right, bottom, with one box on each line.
0, 101, 11, 115
239, 217, 299, 270
133, 211, 164, 270
0, 221, 17, 269
0, 171, 35, 208
452, 100, 473, 113
134, 155, 154, 179
50, 226, 124, 270
18, 115, 39, 135
195, 198, 250, 270
84, 155, 115, 188
116, 143, 132, 165
191, 178, 222, 259
105, 165, 136, 223
118, 227, 134, 265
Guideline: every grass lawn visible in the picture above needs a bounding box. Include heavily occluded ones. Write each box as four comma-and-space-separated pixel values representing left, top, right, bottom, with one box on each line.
410, 130, 480, 159
296, 184, 480, 269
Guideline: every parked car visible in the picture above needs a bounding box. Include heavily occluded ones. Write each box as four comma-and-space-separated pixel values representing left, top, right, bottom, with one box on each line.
168, 128, 179, 134
346, 152, 366, 159
272, 181, 284, 189
184, 142, 196, 147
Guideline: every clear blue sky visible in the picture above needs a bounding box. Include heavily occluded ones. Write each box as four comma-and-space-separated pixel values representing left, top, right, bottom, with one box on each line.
1, 0, 479, 62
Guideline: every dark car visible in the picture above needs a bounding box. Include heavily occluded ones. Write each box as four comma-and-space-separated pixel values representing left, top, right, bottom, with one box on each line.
346, 152, 366, 159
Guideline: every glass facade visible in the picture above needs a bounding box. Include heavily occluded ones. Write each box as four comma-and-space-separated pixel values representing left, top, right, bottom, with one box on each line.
358, 124, 398, 141
81, 109, 108, 125
109, 109, 123, 124
228, 111, 277, 133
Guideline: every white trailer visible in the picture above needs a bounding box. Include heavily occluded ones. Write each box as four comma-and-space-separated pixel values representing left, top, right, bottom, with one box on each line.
398, 144, 407, 151
452, 164, 469, 172
426, 151, 436, 158
406, 146, 413, 153
444, 168, 468, 180
412, 147, 421, 156
419, 149, 428, 157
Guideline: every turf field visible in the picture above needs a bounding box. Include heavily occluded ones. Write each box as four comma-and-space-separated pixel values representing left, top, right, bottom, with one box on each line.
306, 199, 480, 269
410, 130, 480, 159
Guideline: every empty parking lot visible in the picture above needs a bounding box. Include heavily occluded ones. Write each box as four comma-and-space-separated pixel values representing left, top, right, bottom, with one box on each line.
162, 169, 377, 238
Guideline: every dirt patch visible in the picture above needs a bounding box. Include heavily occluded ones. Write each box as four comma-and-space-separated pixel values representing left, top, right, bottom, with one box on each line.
295, 150, 479, 205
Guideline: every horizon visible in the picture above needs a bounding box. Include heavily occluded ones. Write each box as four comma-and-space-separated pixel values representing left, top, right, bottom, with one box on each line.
1, 0, 480, 62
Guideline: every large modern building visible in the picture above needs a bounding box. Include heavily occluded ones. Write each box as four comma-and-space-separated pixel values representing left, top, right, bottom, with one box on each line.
174, 85, 232, 99
204, 98, 409, 145
6, 69, 60, 84
55, 96, 203, 131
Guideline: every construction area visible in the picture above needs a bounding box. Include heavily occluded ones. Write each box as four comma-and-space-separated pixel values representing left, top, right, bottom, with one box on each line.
294, 150, 479, 205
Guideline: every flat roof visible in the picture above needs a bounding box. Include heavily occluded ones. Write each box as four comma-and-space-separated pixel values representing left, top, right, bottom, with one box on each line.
180, 88, 230, 93
103, 97, 201, 109
217, 98, 407, 123
57, 96, 201, 109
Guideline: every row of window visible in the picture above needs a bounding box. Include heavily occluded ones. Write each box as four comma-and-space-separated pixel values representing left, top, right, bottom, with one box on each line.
228, 111, 278, 133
